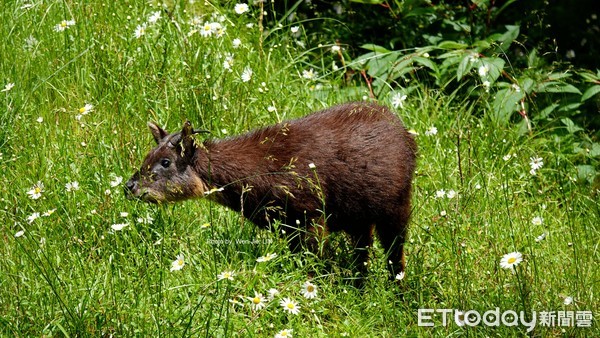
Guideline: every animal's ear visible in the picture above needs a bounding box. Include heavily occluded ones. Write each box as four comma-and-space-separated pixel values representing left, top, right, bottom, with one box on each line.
148, 122, 168, 144
180, 120, 196, 160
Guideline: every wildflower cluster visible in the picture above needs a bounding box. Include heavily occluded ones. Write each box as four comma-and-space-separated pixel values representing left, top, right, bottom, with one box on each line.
134, 10, 163, 38
188, 13, 227, 38
211, 253, 320, 336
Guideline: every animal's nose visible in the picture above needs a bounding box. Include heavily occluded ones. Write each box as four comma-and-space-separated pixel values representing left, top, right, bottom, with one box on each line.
125, 179, 136, 192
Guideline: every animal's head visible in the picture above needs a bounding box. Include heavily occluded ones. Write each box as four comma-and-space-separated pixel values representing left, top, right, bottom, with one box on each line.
125, 121, 208, 203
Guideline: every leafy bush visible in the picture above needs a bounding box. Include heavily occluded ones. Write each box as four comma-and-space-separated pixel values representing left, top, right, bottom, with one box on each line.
265, 0, 600, 185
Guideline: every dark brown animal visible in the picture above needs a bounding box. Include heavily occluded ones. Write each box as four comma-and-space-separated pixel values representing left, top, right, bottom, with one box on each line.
126, 102, 416, 281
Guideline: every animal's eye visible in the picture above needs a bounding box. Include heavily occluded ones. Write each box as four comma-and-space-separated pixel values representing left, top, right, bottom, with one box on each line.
160, 158, 171, 168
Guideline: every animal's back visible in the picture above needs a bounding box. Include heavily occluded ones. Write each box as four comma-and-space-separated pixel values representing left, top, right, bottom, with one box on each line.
232, 101, 416, 227
289, 102, 416, 223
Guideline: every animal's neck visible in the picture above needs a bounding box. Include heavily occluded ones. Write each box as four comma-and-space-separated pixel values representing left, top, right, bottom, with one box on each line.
194, 139, 265, 211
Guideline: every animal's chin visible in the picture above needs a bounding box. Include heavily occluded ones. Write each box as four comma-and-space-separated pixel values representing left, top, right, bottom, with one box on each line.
131, 190, 164, 204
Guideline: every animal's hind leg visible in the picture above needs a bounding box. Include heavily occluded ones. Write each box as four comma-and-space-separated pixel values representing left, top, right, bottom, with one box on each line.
346, 224, 374, 285
375, 210, 410, 280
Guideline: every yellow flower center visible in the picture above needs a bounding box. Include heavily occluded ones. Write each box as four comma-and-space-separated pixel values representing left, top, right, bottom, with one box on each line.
252, 297, 260, 304
507, 257, 516, 264
287, 303, 294, 309
79, 107, 86, 113
60, 21, 67, 28
307, 285, 314, 292
177, 259, 183, 266
34, 187, 41, 193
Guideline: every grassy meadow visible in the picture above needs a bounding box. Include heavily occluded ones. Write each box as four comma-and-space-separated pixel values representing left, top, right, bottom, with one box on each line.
1, 1, 598, 337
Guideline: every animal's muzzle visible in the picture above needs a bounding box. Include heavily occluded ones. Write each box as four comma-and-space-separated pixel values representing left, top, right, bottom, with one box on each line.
124, 176, 138, 199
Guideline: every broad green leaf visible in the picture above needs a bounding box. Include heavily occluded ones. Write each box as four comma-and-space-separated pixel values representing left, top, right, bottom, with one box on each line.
437, 41, 469, 50
520, 78, 535, 93
360, 44, 391, 54
558, 102, 582, 112
443, 19, 471, 33
472, 40, 491, 51
591, 143, 600, 157
492, 88, 524, 124
366, 53, 401, 77
561, 117, 583, 134
412, 56, 437, 71
581, 85, 600, 101
527, 49, 540, 68
457, 55, 471, 81
536, 82, 582, 94
578, 70, 600, 83
548, 72, 572, 81
496, 25, 520, 51
537, 103, 559, 119
576, 165, 597, 184
480, 57, 505, 83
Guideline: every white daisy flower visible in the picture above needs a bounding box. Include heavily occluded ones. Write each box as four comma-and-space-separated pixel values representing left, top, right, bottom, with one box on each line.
391, 92, 407, 109
395, 271, 405, 281
241, 66, 253, 82
134, 24, 147, 38
170, 254, 185, 271
217, 270, 235, 281
234, 3, 249, 14
1, 82, 15, 92
247, 291, 267, 310
27, 212, 40, 223
280, 297, 300, 315
148, 11, 162, 24
500, 251, 523, 270
110, 176, 123, 187
301, 68, 317, 80
275, 329, 293, 338
54, 19, 75, 32
424, 126, 438, 136
65, 181, 80, 192
111, 223, 128, 231
301, 281, 318, 299
27, 182, 44, 200
256, 252, 277, 262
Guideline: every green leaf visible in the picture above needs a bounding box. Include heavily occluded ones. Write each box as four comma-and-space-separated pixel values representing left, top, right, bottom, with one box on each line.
537, 103, 559, 119
520, 78, 535, 93
561, 117, 584, 134
536, 82, 582, 94
527, 49, 540, 68
480, 57, 505, 83
578, 70, 600, 83
360, 44, 391, 54
558, 102, 582, 112
472, 40, 491, 51
576, 165, 597, 184
412, 56, 437, 71
496, 25, 520, 51
457, 55, 471, 81
492, 88, 524, 123
591, 143, 600, 157
437, 41, 468, 50
581, 85, 600, 101
548, 72, 572, 81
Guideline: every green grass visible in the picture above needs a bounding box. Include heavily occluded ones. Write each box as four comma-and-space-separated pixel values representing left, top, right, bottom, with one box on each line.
1, 1, 598, 337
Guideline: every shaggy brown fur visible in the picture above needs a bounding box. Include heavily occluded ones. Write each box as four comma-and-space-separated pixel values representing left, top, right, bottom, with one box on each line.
126, 102, 417, 281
